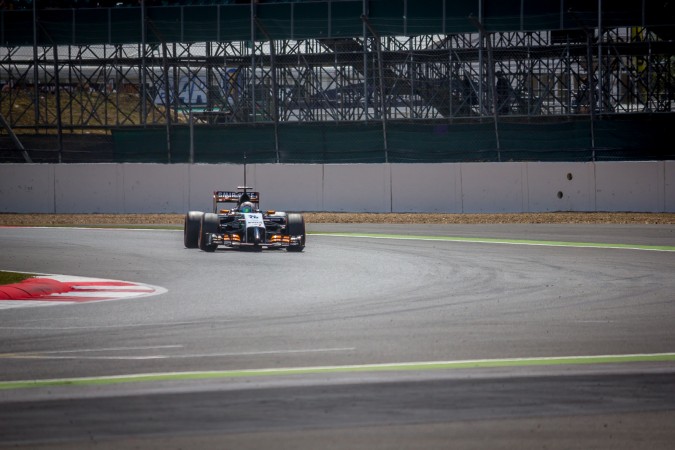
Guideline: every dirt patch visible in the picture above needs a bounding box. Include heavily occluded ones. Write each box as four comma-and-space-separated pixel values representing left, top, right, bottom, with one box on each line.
1, 212, 674, 226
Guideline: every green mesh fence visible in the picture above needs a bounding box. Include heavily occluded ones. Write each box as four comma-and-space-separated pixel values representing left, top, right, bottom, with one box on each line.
594, 115, 673, 161
113, 128, 173, 163
113, 126, 276, 164
279, 123, 385, 163
388, 122, 498, 162
112, 115, 675, 164
330, 1, 364, 38
499, 121, 593, 162
4, 1, 668, 46
191, 126, 276, 164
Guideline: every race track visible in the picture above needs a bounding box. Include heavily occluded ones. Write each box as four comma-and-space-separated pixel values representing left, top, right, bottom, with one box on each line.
1, 223, 674, 449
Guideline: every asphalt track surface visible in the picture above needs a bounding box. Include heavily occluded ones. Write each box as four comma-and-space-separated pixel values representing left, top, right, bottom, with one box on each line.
1, 223, 675, 449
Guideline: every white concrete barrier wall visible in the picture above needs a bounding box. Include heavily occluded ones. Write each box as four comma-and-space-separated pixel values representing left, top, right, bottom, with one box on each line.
391, 163, 461, 212
249, 164, 324, 212
595, 161, 667, 212
667, 162, 675, 212
1, 162, 673, 213
1, 164, 56, 213
460, 162, 527, 213
526, 162, 596, 212
54, 164, 124, 213
322, 164, 392, 213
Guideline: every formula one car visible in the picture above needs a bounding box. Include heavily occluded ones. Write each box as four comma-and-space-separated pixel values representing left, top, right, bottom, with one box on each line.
183, 187, 305, 252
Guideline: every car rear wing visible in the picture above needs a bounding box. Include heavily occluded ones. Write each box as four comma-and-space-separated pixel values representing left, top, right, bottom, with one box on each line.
213, 191, 260, 211
214, 191, 260, 204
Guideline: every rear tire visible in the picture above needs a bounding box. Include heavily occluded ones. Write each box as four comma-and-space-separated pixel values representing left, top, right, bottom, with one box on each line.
184, 211, 203, 249
198, 213, 219, 252
286, 213, 306, 252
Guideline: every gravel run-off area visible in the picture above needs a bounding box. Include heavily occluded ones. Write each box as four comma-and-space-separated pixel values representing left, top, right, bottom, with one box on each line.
1, 212, 674, 226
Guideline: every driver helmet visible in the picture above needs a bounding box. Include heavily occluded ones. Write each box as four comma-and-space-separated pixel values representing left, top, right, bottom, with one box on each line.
239, 201, 254, 213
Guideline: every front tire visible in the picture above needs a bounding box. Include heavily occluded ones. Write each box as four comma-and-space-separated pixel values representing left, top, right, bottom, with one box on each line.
184, 211, 203, 248
198, 213, 220, 252
286, 213, 306, 252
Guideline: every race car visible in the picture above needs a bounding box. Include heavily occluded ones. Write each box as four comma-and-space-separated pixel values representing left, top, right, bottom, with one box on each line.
183, 187, 305, 252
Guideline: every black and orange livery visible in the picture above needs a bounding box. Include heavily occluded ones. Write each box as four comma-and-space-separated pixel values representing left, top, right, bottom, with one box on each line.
184, 186, 305, 252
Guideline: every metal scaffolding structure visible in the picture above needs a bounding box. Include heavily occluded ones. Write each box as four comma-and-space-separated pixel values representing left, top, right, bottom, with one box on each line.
0, 1, 672, 162
2, 28, 671, 128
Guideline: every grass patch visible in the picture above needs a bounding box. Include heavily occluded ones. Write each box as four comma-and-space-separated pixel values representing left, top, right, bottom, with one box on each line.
0, 271, 35, 285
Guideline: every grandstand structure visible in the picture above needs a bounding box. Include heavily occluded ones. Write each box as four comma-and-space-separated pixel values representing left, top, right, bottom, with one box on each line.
0, 0, 673, 163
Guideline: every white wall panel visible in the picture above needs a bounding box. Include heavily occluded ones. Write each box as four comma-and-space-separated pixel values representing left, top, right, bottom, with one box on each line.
322, 164, 391, 212
459, 163, 525, 213
595, 162, 662, 212
666, 162, 675, 212
54, 164, 123, 213
391, 163, 461, 212
186, 164, 244, 212
121, 164, 188, 213
526, 162, 595, 212
249, 164, 323, 212
0, 164, 54, 213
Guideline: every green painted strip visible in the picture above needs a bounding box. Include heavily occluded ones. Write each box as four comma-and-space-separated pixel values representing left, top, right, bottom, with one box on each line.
309, 232, 675, 252
1, 353, 674, 391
